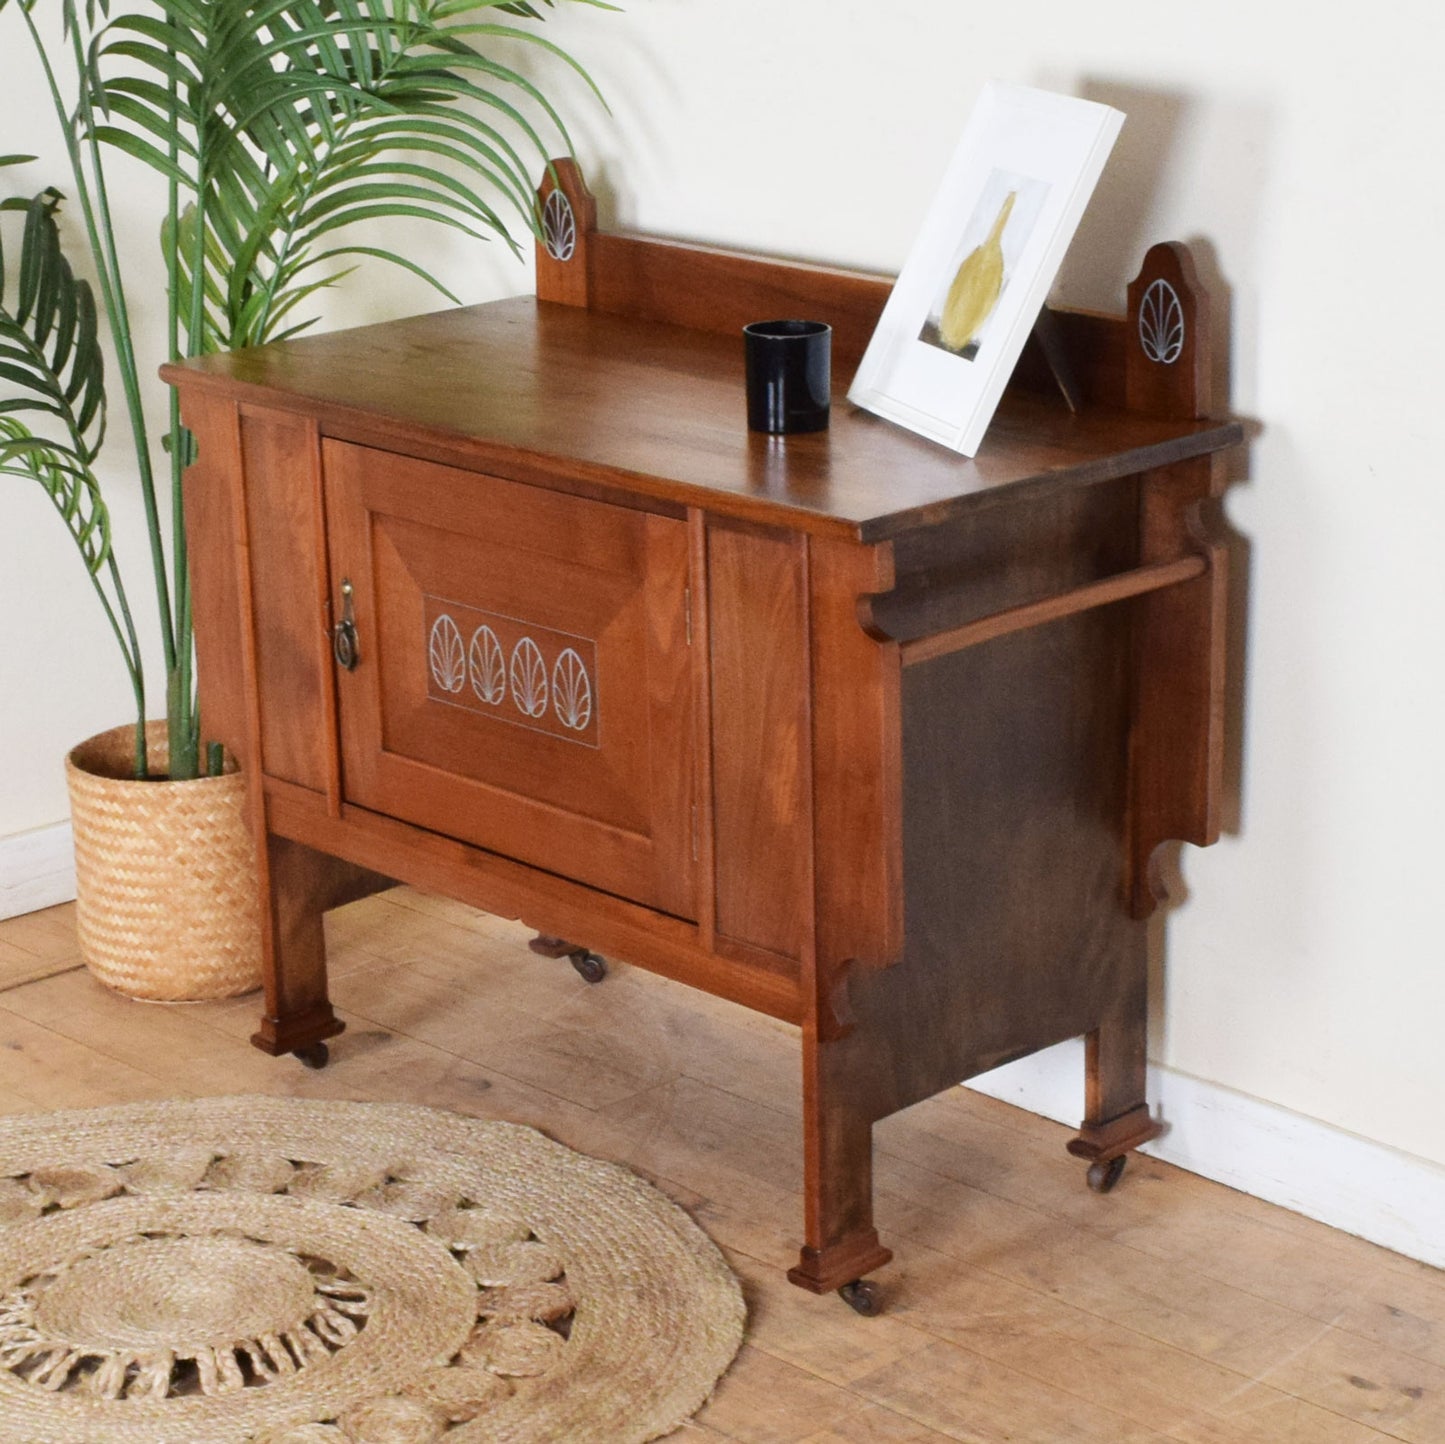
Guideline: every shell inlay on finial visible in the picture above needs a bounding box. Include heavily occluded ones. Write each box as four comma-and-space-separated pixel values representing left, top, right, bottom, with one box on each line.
1138, 278, 1184, 365
542, 189, 576, 263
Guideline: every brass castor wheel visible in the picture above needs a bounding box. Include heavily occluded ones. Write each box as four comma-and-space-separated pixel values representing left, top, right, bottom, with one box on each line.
838, 1279, 883, 1316
294, 1042, 330, 1070
570, 950, 607, 984
1087, 1155, 1127, 1193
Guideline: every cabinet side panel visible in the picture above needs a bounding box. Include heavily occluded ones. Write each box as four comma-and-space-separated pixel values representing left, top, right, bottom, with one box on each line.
824, 480, 1149, 1122
896, 481, 1145, 1092
708, 520, 810, 962
899, 606, 1143, 1078
238, 406, 329, 792
180, 389, 250, 770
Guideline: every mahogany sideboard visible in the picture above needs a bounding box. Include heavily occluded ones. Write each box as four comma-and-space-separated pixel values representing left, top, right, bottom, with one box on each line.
165, 162, 1244, 1311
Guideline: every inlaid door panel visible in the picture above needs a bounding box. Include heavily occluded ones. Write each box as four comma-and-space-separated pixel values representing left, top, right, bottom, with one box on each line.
324, 441, 695, 918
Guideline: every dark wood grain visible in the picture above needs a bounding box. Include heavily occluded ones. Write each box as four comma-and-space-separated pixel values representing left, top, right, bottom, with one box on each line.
807, 535, 902, 985
263, 782, 804, 1024
588, 231, 891, 371
791, 533, 901, 1296
862, 480, 1143, 1099
891, 554, 1206, 666
237, 406, 330, 793
1013, 307, 1128, 410
1127, 456, 1229, 917
164, 298, 1241, 545
706, 519, 810, 963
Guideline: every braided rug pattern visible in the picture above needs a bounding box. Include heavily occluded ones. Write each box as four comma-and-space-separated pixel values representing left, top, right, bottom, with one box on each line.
0, 1097, 745, 1443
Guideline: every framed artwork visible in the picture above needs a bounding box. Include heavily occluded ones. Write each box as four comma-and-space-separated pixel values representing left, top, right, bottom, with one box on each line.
848, 83, 1124, 456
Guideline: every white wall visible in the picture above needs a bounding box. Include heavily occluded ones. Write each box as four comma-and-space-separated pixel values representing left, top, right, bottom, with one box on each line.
3, 2, 1443, 1194
526, 0, 1445, 1180
1, 39, 157, 839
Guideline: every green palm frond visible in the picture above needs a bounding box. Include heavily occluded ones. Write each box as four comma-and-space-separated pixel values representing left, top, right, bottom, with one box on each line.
96, 0, 601, 351
0, 183, 145, 764
0, 417, 110, 573
0, 188, 106, 463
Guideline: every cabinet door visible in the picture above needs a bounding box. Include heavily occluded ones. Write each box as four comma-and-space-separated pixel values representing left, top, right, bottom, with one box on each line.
324, 441, 695, 918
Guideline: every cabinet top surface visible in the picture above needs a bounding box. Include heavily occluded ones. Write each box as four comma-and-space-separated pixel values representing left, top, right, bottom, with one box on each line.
166, 296, 1241, 542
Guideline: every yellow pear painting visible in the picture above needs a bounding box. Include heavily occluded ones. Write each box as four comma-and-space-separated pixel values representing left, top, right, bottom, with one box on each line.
938, 190, 1016, 354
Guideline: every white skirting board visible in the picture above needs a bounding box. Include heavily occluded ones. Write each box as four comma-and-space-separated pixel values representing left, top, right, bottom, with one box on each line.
0, 822, 76, 921
968, 1039, 1445, 1271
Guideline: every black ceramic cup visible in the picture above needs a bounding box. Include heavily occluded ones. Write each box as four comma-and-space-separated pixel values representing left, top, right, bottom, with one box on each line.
743, 319, 831, 434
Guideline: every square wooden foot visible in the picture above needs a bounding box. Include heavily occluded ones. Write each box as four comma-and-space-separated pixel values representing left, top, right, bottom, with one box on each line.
787, 1230, 893, 1295
1066, 1102, 1160, 1163
251, 1005, 346, 1057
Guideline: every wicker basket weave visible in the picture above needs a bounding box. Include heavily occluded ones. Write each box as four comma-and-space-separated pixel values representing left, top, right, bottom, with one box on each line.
65, 722, 263, 1001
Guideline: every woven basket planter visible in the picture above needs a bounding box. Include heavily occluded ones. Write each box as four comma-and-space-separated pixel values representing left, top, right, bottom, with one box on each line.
65, 721, 263, 1001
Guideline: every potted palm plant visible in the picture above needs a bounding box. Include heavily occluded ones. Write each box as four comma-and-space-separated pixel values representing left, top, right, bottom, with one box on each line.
1, 0, 606, 998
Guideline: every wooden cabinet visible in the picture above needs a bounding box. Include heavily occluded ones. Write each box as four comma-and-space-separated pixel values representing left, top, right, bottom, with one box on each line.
325, 441, 695, 917
165, 162, 1244, 1308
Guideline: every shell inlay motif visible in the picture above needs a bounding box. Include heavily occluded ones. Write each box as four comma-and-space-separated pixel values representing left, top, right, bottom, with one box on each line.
542, 190, 576, 263
509, 638, 549, 719
468, 625, 507, 706
428, 615, 466, 694
424, 600, 597, 745
552, 649, 593, 731
1139, 278, 1185, 365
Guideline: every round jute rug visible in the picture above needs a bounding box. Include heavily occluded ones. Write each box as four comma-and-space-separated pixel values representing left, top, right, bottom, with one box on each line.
0, 1096, 745, 1444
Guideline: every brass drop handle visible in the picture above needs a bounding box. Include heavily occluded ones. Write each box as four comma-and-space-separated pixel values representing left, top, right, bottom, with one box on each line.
332, 578, 359, 671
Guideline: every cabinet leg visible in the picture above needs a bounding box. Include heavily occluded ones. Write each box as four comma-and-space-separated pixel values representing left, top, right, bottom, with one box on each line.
789, 1046, 893, 1296
1066, 1008, 1160, 1176
249, 835, 387, 1059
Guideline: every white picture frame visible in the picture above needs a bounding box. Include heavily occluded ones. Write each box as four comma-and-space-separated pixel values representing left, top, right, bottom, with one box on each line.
848, 83, 1124, 457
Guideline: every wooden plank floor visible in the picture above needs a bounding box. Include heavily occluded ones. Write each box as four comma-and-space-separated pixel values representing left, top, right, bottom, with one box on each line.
0, 889, 1440, 1443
